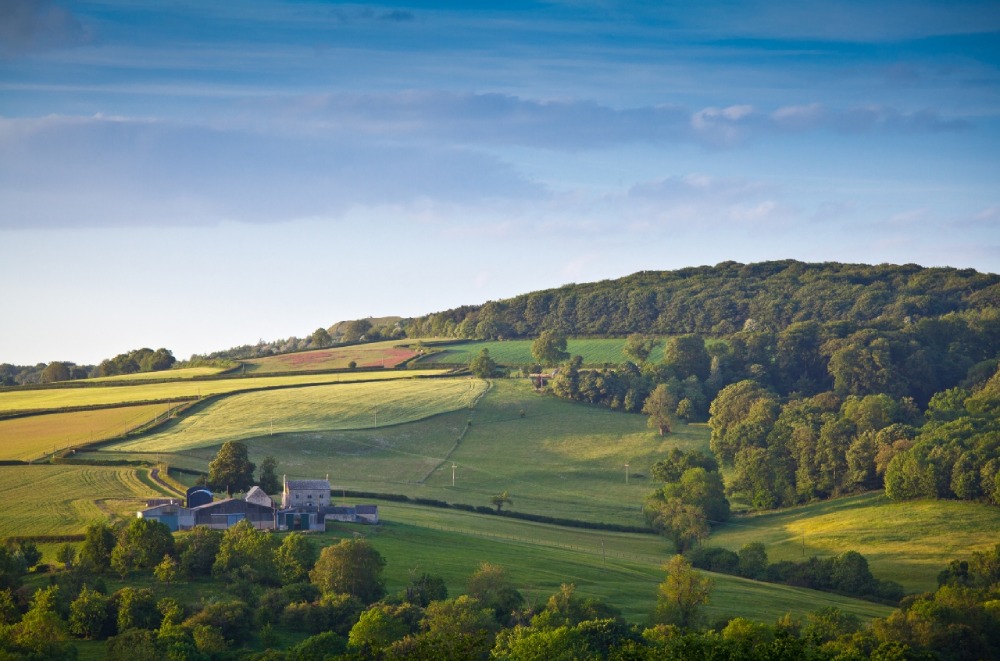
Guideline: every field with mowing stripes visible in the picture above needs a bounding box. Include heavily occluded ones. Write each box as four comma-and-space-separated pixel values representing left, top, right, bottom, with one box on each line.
709, 492, 1000, 593
0, 465, 166, 537
0, 369, 447, 414
104, 378, 489, 453
0, 403, 179, 460
314, 503, 894, 624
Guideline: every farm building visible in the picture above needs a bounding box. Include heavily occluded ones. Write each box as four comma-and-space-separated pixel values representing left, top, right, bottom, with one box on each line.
138, 492, 277, 531
282, 477, 331, 508
275, 503, 380, 531
137, 502, 194, 532
245, 486, 274, 508
192, 498, 275, 530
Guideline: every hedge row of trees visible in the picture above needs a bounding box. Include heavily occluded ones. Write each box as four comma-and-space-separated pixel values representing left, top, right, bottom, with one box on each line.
688, 545, 905, 604
2, 522, 998, 659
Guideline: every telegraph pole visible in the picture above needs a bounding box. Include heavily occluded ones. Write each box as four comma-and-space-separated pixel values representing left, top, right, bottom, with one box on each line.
624, 463, 629, 484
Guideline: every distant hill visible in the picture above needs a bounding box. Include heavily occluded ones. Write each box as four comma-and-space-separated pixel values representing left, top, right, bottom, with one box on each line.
402, 260, 999, 339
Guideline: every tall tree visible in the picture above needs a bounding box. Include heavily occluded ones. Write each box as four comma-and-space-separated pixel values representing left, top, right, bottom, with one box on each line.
469, 348, 498, 378
531, 331, 570, 366
623, 333, 659, 365
642, 383, 677, 435
655, 555, 713, 629
208, 441, 256, 495
258, 455, 281, 495
310, 538, 386, 604
311, 327, 332, 348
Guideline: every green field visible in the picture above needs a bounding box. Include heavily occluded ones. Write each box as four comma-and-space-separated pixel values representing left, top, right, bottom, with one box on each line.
103, 378, 489, 453
0, 465, 167, 537
243, 340, 420, 373
414, 339, 652, 366
86, 366, 229, 382
104, 379, 706, 528
311, 504, 893, 624
0, 403, 180, 460
0, 369, 447, 414
709, 492, 1000, 593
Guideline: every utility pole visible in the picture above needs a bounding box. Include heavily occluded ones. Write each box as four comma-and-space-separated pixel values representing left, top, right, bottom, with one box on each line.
624, 463, 629, 484
374, 404, 378, 428
451, 463, 457, 486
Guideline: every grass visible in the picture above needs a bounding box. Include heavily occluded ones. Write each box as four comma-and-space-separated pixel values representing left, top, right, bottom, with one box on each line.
102, 377, 489, 453
103, 378, 708, 528
708, 492, 1000, 593
0, 403, 178, 460
243, 341, 419, 373
0, 465, 166, 537
86, 366, 228, 383
313, 503, 893, 624
414, 339, 650, 366
0, 369, 447, 414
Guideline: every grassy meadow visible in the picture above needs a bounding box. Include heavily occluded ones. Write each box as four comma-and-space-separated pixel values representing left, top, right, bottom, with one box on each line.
0, 402, 178, 460
312, 503, 893, 624
103, 378, 489, 453
104, 378, 707, 528
710, 492, 1000, 593
0, 369, 447, 414
0, 465, 167, 537
414, 338, 654, 366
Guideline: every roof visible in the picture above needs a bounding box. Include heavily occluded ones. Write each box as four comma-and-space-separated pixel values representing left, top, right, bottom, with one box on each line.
285, 479, 330, 491
355, 504, 378, 514
246, 486, 269, 498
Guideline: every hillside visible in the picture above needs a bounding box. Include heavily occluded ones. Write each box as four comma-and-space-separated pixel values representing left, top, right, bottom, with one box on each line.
404, 260, 998, 338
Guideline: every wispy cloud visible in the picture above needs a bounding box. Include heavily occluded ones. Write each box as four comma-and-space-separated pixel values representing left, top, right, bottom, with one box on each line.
0, 0, 89, 58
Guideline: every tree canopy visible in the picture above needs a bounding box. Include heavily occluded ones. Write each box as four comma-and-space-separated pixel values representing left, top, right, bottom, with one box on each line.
207, 441, 256, 495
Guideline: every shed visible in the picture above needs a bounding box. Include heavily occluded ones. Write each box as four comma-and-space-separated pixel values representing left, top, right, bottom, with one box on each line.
192, 498, 275, 530
138, 503, 194, 532
245, 486, 274, 508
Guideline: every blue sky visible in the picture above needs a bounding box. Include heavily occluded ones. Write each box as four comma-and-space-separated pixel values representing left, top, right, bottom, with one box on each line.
1, 0, 998, 365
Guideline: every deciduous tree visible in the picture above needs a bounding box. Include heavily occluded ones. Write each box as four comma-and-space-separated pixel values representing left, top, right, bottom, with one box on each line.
310, 538, 386, 604
655, 555, 713, 629
208, 440, 256, 495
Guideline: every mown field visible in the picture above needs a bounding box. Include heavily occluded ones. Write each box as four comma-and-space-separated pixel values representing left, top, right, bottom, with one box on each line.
0, 402, 179, 461
710, 492, 1000, 593
243, 341, 419, 373
86, 366, 229, 382
103, 378, 489, 454
0, 369, 447, 414
311, 504, 893, 624
0, 464, 168, 537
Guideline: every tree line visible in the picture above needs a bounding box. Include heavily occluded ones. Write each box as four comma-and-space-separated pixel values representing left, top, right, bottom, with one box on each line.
1, 348, 176, 386
0, 517, 996, 660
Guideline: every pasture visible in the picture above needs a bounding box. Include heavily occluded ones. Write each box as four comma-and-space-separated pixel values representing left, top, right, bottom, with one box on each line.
243, 341, 419, 373
414, 338, 651, 367
316, 503, 893, 624
0, 465, 166, 537
0, 403, 178, 461
708, 492, 1000, 593
0, 369, 447, 414
103, 378, 489, 453
110, 378, 707, 528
